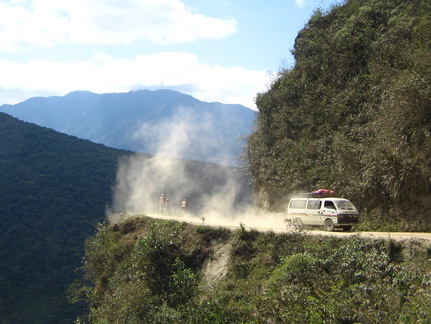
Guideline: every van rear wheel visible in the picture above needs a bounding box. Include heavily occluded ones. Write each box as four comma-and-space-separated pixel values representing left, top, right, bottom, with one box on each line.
294, 218, 303, 230
324, 219, 335, 231
342, 226, 352, 231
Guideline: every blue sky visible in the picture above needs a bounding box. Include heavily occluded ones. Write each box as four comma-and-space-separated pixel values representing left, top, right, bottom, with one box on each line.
0, 0, 338, 109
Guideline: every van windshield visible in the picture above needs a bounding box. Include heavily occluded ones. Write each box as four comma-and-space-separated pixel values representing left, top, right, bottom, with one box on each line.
336, 200, 356, 210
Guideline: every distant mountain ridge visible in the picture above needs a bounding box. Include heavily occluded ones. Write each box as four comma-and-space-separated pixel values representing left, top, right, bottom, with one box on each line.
0, 90, 256, 165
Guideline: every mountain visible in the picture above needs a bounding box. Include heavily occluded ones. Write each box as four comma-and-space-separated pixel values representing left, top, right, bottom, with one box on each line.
0, 112, 129, 323
247, 0, 431, 230
0, 112, 251, 323
0, 89, 256, 165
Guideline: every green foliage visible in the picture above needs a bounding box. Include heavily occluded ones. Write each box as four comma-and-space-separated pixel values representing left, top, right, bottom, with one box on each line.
76, 217, 212, 322
0, 113, 129, 323
76, 218, 431, 323
246, 0, 431, 230
0, 112, 251, 322
221, 229, 431, 323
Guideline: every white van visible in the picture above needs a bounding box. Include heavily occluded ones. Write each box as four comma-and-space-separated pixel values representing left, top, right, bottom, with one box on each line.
287, 196, 359, 231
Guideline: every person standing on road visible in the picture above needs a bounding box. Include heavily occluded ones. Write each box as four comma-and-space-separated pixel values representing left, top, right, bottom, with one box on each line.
158, 194, 165, 214
181, 198, 187, 214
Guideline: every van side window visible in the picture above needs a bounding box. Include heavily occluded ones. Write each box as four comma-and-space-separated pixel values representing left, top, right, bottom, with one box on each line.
324, 201, 336, 209
290, 200, 306, 209
307, 200, 321, 209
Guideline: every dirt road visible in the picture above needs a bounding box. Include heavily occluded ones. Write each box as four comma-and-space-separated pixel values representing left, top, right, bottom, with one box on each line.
299, 230, 431, 241
147, 213, 431, 241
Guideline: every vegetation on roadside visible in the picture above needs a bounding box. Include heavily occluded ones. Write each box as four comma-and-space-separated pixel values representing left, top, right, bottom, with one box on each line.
247, 0, 431, 231
72, 216, 431, 323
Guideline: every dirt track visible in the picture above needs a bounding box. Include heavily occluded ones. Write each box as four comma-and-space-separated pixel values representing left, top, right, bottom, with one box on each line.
146, 213, 431, 241
298, 230, 431, 241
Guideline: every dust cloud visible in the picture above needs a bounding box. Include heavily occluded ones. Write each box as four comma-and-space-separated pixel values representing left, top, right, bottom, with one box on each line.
106, 106, 286, 231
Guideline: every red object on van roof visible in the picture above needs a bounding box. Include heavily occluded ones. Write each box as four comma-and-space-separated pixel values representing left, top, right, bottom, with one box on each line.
312, 189, 336, 197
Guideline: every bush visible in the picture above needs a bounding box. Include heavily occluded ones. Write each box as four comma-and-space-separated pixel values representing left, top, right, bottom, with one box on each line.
74, 217, 431, 323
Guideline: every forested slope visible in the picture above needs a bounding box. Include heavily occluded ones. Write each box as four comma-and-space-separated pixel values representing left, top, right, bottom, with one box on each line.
247, 0, 431, 230
0, 112, 131, 323
0, 112, 251, 323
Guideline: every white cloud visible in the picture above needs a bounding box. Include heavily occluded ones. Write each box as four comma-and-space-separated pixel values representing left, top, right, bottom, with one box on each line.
0, 0, 237, 51
295, 0, 306, 8
0, 52, 268, 109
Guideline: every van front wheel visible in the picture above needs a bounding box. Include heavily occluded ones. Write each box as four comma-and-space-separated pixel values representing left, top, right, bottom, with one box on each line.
324, 219, 335, 231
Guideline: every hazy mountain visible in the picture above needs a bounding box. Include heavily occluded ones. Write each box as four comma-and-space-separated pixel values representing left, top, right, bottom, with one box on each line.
0, 89, 256, 165
0, 111, 252, 323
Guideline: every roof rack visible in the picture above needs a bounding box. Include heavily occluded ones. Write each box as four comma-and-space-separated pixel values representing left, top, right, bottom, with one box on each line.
292, 193, 314, 198
292, 189, 336, 198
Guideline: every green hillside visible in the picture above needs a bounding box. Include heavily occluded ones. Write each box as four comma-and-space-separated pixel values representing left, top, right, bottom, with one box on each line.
73, 216, 431, 323
0, 112, 132, 323
0, 113, 251, 323
247, 0, 431, 230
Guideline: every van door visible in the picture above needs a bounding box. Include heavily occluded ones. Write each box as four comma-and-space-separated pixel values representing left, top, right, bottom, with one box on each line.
321, 200, 338, 222
306, 199, 322, 225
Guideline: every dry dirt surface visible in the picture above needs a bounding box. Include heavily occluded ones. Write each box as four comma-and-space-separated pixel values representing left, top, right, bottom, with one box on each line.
201, 239, 232, 287
302, 230, 431, 241
146, 213, 431, 241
